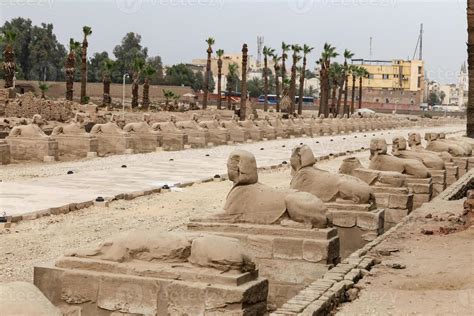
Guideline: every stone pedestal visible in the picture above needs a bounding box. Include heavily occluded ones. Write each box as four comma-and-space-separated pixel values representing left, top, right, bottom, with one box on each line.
183, 130, 210, 148
326, 204, 384, 258
7, 136, 58, 162
261, 128, 277, 140
160, 132, 187, 151
95, 134, 133, 157
34, 257, 267, 316
372, 186, 414, 230
430, 169, 447, 197
188, 221, 339, 309
227, 129, 250, 143
128, 133, 162, 153
405, 178, 433, 209
245, 129, 264, 141
207, 129, 230, 145
452, 157, 468, 176
0, 140, 10, 165
445, 162, 459, 185
54, 135, 98, 159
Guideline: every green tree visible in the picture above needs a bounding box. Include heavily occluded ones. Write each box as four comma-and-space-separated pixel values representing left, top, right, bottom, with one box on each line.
298, 44, 314, 115
329, 62, 344, 116
342, 49, 355, 116
289, 44, 302, 114
112, 32, 148, 83
142, 64, 156, 110
318, 43, 338, 117
429, 92, 440, 106
131, 57, 145, 108
80, 26, 92, 103
88, 51, 110, 83
247, 77, 264, 98
262, 46, 275, 111
281, 42, 291, 84
226, 63, 239, 110
216, 48, 224, 109
240, 43, 249, 120
65, 39, 80, 101
146, 56, 164, 84
38, 82, 49, 98
2, 30, 16, 88
102, 58, 114, 107
203, 37, 215, 109
272, 53, 282, 112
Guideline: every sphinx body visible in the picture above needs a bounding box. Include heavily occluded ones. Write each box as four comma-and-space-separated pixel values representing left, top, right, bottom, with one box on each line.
175, 114, 210, 148
408, 133, 454, 162
9, 114, 48, 138
437, 133, 472, 155
369, 138, 430, 178
267, 115, 289, 138
217, 150, 328, 228
52, 113, 89, 136
220, 115, 250, 143
255, 115, 277, 140
198, 115, 230, 145
238, 115, 264, 141
425, 133, 469, 157
392, 136, 445, 170
290, 145, 374, 204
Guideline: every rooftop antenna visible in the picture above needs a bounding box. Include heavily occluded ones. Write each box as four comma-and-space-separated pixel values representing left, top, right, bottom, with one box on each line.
369, 37, 373, 59
257, 36, 264, 68
412, 23, 424, 60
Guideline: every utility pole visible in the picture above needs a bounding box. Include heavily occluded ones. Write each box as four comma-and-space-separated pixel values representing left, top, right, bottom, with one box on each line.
419, 23, 424, 60
369, 37, 373, 59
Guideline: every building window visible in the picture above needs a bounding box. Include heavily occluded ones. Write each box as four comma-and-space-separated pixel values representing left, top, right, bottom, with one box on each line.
382, 74, 389, 79
368, 74, 375, 79
386, 98, 390, 103
375, 98, 379, 102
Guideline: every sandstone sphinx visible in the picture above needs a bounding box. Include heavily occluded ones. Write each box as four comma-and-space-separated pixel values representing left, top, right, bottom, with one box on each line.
425, 132, 470, 176
51, 113, 98, 159
295, 115, 313, 136
253, 115, 277, 140
290, 145, 383, 257
151, 115, 188, 151
267, 114, 289, 139
370, 138, 432, 208
238, 114, 265, 141
307, 114, 322, 136
220, 115, 251, 143
283, 115, 304, 137
198, 114, 231, 145
34, 231, 268, 315
176, 113, 210, 148
90, 114, 133, 156
189, 150, 339, 308
7, 114, 58, 162
392, 136, 446, 196
122, 114, 162, 153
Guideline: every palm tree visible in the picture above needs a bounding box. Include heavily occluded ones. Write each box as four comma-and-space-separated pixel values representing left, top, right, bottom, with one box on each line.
203, 37, 215, 110
226, 63, 239, 110
2, 30, 16, 89
240, 43, 248, 121
80, 26, 92, 104
350, 65, 359, 114
329, 62, 344, 116
262, 46, 275, 111
357, 67, 369, 109
468, 0, 474, 137
342, 49, 355, 116
142, 64, 156, 110
289, 44, 302, 114
102, 59, 114, 108
272, 53, 282, 112
318, 43, 338, 117
298, 44, 314, 115
281, 42, 291, 84
38, 82, 49, 99
163, 89, 175, 109
131, 58, 145, 109
65, 38, 80, 101
216, 49, 224, 110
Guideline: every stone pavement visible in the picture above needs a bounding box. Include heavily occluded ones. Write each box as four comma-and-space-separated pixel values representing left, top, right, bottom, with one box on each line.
0, 125, 465, 219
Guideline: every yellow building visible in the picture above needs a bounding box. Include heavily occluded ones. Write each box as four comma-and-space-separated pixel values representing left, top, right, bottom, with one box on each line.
350, 59, 425, 106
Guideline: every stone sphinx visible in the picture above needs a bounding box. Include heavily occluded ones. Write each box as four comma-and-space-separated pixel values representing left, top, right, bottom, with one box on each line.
283, 115, 304, 137
176, 113, 210, 148
437, 133, 472, 156
295, 114, 313, 136
254, 115, 277, 140
151, 115, 188, 151
220, 115, 251, 143
290, 145, 374, 205
392, 136, 445, 170
34, 231, 268, 315
369, 138, 430, 178
425, 132, 468, 157
238, 114, 264, 141
198, 114, 231, 145
408, 132, 454, 162
267, 114, 289, 138
51, 113, 98, 158
90, 114, 133, 156
307, 114, 322, 136
7, 114, 58, 162
122, 114, 162, 153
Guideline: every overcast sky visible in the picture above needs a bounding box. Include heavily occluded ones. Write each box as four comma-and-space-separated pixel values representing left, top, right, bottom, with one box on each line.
0, 0, 467, 83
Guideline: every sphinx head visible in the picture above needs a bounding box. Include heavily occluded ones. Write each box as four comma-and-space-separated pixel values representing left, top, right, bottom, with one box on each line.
143, 114, 151, 124
425, 132, 439, 142
227, 150, 258, 185
439, 133, 446, 139
392, 136, 407, 155
370, 138, 388, 159
74, 113, 86, 124
213, 114, 221, 121
191, 113, 199, 122
32, 114, 43, 125
319, 114, 325, 119
291, 145, 316, 173
170, 115, 177, 124
408, 133, 422, 147
328, 114, 334, 119
248, 114, 255, 121
339, 157, 364, 175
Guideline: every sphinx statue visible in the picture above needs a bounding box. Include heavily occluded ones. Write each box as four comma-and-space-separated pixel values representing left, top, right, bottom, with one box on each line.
437, 133, 472, 156
392, 136, 445, 170
175, 113, 210, 148
123, 114, 155, 133
425, 132, 469, 157
295, 114, 313, 136
238, 114, 264, 141
9, 114, 48, 138
220, 115, 250, 143
370, 138, 430, 178
267, 114, 289, 138
254, 115, 277, 140
282, 115, 304, 137
52, 113, 89, 136
214, 150, 328, 228
408, 132, 453, 162
90, 114, 128, 135
176, 113, 203, 130
198, 114, 230, 145
290, 145, 374, 204
151, 115, 184, 133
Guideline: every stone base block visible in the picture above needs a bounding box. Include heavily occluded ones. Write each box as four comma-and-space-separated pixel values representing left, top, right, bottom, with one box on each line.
34, 258, 267, 316
229, 130, 250, 143
468, 157, 474, 171
0, 140, 11, 165
129, 133, 161, 153
208, 130, 230, 145
372, 186, 414, 212
95, 134, 133, 157
54, 135, 99, 159
187, 221, 339, 308
7, 137, 59, 162
86, 152, 97, 158
161, 133, 187, 151
186, 130, 210, 148
43, 155, 55, 162
405, 178, 432, 195
413, 193, 431, 209
453, 157, 468, 176
327, 208, 385, 259
384, 208, 411, 229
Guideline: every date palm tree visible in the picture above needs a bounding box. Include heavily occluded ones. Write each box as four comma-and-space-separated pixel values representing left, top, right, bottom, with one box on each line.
318, 43, 338, 117
298, 44, 314, 115
2, 30, 16, 89
329, 62, 344, 116
342, 49, 355, 116
350, 65, 359, 114
468, 0, 474, 137
203, 37, 215, 110
102, 59, 114, 108
131, 58, 145, 109
216, 49, 224, 110
65, 38, 80, 101
263, 46, 275, 111
80, 26, 92, 104
357, 67, 369, 109
272, 53, 282, 112
281, 42, 291, 84
142, 64, 156, 110
226, 63, 239, 110
38, 82, 49, 99
240, 43, 248, 121
163, 89, 175, 109
289, 44, 302, 114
